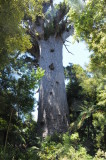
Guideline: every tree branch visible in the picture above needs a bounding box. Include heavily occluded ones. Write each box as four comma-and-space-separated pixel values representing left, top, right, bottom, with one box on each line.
62, 25, 74, 41
53, 2, 70, 24
61, 36, 74, 55
64, 43, 74, 55
65, 40, 72, 44
26, 28, 37, 40
43, 0, 53, 13
4, 109, 14, 157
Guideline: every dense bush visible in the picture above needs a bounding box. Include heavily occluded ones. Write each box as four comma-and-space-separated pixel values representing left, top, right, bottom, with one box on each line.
37, 133, 105, 160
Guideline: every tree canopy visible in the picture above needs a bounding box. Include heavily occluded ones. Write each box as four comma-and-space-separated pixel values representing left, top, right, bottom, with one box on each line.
0, 0, 43, 68
68, 0, 106, 74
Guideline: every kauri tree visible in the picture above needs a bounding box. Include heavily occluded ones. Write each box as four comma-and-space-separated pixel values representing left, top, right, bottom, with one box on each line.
27, 0, 74, 137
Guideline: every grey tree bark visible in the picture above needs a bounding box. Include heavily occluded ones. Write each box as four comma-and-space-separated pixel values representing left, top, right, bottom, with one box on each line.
38, 36, 70, 137
28, 1, 74, 137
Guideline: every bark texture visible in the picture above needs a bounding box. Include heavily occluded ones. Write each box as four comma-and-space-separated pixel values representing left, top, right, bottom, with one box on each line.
38, 36, 70, 137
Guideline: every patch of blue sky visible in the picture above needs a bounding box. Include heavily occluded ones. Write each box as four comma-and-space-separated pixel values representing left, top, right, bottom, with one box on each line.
63, 36, 91, 68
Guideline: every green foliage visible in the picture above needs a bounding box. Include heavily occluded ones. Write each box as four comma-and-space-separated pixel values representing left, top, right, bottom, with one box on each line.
92, 112, 106, 149
68, 2, 106, 151
44, 1, 69, 39
0, 1, 30, 55
0, 132, 106, 160
0, 55, 44, 115
93, 149, 106, 160
0, 0, 43, 68
0, 53, 44, 159
65, 63, 106, 154
68, 0, 106, 74
38, 132, 92, 160
44, 22, 56, 40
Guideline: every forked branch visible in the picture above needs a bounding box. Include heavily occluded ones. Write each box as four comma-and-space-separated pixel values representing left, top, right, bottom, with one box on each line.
61, 36, 74, 55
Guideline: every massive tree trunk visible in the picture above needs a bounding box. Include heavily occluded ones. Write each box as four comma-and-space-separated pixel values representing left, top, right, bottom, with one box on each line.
38, 36, 70, 137
27, 1, 74, 137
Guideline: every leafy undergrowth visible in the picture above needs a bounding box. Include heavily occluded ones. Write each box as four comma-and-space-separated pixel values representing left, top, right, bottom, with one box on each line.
0, 132, 106, 160
38, 132, 106, 160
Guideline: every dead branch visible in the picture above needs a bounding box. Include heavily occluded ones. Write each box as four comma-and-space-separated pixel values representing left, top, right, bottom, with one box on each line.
63, 43, 74, 55
61, 36, 74, 55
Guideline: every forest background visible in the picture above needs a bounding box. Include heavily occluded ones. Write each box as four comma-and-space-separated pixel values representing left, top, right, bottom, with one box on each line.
0, 0, 106, 159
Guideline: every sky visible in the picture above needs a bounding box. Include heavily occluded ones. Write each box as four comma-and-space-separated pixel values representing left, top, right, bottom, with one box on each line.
63, 36, 91, 68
